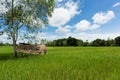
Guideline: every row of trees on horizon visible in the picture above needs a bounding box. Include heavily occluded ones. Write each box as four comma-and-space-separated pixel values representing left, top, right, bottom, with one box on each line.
0, 36, 120, 47
47, 36, 120, 46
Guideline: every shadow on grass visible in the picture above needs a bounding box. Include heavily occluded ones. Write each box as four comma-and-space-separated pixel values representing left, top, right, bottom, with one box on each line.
0, 53, 14, 61
0, 53, 30, 61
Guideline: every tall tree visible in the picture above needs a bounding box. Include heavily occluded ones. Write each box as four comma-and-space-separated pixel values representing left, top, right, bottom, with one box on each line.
115, 36, 120, 46
105, 38, 115, 46
0, 0, 54, 58
91, 39, 105, 46
67, 37, 78, 46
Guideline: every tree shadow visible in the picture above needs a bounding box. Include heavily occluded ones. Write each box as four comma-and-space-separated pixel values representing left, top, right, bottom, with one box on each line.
0, 53, 30, 61
0, 53, 14, 61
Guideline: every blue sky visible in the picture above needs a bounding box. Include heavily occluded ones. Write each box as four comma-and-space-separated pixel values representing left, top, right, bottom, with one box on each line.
40, 0, 120, 41
0, 0, 120, 43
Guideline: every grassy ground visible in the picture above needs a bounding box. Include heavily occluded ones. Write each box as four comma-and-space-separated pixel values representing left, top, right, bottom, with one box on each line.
0, 46, 120, 80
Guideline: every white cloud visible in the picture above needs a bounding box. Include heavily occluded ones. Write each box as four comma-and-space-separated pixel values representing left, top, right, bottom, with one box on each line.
90, 24, 100, 30
65, 25, 72, 29
49, 0, 81, 27
74, 10, 115, 32
113, 2, 120, 7
65, 0, 81, 17
92, 11, 115, 25
56, 25, 72, 34
65, 32, 120, 42
48, 7, 70, 27
75, 20, 90, 32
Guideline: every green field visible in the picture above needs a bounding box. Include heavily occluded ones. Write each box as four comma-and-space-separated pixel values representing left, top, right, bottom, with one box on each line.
0, 46, 120, 80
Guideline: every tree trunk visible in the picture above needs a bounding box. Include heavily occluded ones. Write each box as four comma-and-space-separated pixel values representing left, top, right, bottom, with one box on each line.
11, 0, 18, 58
13, 34, 18, 58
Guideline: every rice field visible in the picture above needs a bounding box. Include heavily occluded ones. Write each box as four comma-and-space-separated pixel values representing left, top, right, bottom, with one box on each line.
0, 46, 120, 80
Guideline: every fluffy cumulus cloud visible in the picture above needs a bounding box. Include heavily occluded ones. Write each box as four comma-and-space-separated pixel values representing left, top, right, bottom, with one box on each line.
51, 0, 115, 33
56, 25, 72, 34
75, 20, 90, 32
65, 0, 81, 18
75, 11, 115, 32
92, 11, 115, 25
49, 0, 81, 27
48, 7, 70, 27
113, 2, 120, 7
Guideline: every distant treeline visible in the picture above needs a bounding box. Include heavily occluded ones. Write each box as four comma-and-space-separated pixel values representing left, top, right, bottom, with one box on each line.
0, 43, 12, 46
0, 36, 120, 47
47, 36, 120, 46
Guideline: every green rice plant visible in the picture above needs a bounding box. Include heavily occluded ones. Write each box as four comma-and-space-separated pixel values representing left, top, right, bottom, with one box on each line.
0, 46, 120, 80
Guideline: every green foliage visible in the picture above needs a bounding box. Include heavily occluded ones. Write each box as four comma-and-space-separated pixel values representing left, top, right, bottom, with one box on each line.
0, 42, 3, 46
0, 46, 120, 80
115, 36, 120, 46
47, 36, 120, 47
2, 0, 55, 34
91, 39, 106, 46
83, 40, 89, 46
105, 38, 115, 46
67, 37, 79, 46
0, 0, 55, 57
47, 37, 83, 46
